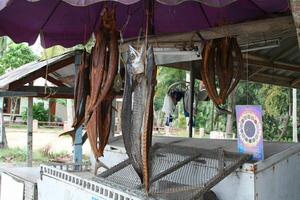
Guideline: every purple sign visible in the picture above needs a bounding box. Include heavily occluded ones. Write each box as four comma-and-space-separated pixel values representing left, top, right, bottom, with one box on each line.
236, 105, 264, 161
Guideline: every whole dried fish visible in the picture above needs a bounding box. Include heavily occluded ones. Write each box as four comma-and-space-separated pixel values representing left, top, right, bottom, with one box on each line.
121, 45, 156, 192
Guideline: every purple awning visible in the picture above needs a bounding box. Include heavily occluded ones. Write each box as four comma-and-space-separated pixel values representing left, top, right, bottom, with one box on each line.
0, 0, 289, 47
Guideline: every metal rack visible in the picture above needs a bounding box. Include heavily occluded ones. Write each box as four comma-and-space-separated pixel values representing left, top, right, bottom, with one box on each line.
97, 143, 250, 200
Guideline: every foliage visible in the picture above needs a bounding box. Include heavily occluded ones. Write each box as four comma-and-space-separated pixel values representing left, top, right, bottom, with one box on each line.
153, 68, 296, 141
22, 102, 49, 121
154, 67, 186, 111
0, 43, 37, 75
56, 99, 67, 106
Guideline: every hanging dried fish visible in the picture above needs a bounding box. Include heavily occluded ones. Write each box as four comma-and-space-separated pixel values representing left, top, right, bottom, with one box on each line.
73, 52, 90, 129
200, 37, 243, 113
85, 7, 119, 158
59, 52, 90, 141
121, 45, 156, 192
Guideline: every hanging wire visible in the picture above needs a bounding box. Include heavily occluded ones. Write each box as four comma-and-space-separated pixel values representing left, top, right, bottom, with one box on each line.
246, 40, 249, 105
40, 31, 57, 98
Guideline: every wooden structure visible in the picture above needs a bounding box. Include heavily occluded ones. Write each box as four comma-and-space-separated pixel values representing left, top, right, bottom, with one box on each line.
0, 50, 82, 166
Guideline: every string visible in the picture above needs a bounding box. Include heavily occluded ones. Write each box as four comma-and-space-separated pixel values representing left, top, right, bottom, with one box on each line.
40, 31, 50, 96
246, 40, 249, 105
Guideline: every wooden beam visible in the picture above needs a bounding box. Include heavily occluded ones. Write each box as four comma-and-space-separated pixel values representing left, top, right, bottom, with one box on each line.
291, 78, 300, 86
290, 0, 300, 48
243, 53, 300, 73
247, 73, 296, 88
43, 75, 68, 87
248, 67, 266, 78
6, 86, 74, 98
0, 91, 38, 97
8, 56, 75, 90
14, 86, 73, 93
58, 75, 74, 86
122, 16, 295, 50
271, 45, 299, 61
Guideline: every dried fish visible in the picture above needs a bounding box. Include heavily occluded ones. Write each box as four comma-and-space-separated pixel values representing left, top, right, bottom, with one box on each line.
200, 37, 243, 113
121, 45, 156, 192
85, 7, 119, 158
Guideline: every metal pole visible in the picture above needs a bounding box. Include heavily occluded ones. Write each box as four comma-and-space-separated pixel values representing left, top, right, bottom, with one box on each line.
189, 62, 195, 138
73, 51, 83, 166
27, 83, 33, 167
293, 88, 298, 142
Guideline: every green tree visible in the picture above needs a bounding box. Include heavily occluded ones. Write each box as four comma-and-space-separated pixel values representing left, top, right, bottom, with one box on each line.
0, 43, 37, 75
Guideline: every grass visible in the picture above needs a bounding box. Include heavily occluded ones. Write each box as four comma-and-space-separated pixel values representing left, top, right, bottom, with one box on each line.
0, 147, 71, 164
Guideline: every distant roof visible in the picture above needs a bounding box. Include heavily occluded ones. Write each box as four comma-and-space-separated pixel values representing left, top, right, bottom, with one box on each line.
0, 51, 76, 90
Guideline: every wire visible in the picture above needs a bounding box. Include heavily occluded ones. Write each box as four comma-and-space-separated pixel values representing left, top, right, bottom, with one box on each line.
246, 40, 249, 105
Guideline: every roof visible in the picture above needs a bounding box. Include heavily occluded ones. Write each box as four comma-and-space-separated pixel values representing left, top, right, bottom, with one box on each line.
0, 51, 77, 98
0, 52, 75, 90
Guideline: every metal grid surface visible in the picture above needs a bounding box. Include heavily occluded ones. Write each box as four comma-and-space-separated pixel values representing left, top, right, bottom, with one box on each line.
98, 143, 250, 200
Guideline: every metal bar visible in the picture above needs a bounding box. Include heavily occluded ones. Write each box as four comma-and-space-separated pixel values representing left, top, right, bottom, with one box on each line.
149, 152, 202, 184
293, 88, 298, 142
73, 52, 83, 168
218, 148, 224, 173
189, 62, 195, 138
27, 83, 33, 167
191, 154, 251, 200
98, 159, 131, 178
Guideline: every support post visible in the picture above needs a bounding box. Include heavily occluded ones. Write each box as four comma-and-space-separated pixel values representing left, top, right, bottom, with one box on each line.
189, 62, 195, 138
27, 84, 33, 167
67, 99, 73, 129
0, 97, 7, 148
73, 126, 83, 166
73, 51, 83, 166
293, 88, 298, 142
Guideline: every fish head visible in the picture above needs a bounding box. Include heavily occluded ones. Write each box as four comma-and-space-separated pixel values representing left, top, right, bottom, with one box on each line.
128, 45, 145, 75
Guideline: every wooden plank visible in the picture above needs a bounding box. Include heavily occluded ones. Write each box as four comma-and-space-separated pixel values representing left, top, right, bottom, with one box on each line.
8, 56, 75, 90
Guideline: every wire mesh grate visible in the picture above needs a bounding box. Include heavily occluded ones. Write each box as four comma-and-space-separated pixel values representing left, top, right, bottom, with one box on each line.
98, 143, 250, 200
